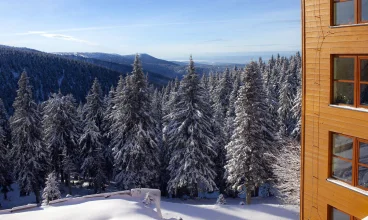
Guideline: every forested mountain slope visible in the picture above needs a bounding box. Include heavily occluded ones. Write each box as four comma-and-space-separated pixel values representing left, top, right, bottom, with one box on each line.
0, 46, 168, 111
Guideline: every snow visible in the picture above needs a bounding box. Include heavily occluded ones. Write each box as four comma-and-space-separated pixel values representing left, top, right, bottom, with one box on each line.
327, 178, 368, 197
0, 195, 299, 220
329, 104, 368, 113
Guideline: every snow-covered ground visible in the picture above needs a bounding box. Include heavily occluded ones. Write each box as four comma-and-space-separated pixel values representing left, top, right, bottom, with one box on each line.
0, 195, 299, 220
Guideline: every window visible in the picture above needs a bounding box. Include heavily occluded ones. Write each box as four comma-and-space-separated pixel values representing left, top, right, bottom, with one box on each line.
332, 55, 368, 108
331, 133, 368, 190
333, 0, 368, 25
329, 206, 360, 220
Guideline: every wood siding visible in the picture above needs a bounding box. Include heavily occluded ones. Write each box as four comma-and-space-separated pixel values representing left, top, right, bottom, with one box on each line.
301, 0, 368, 219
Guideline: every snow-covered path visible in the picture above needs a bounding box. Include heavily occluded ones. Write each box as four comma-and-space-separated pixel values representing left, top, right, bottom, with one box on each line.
0, 195, 299, 220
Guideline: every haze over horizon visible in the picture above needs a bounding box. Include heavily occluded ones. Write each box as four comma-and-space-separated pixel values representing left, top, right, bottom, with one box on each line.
0, 0, 301, 61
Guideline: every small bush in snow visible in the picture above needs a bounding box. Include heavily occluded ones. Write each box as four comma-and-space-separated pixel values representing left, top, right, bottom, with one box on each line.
239, 201, 245, 205
142, 192, 154, 206
216, 194, 226, 205
42, 172, 61, 205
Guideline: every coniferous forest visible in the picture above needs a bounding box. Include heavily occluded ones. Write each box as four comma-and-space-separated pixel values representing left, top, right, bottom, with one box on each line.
0, 52, 302, 205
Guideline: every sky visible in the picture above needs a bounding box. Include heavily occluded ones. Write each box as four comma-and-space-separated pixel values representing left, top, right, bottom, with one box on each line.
0, 0, 301, 60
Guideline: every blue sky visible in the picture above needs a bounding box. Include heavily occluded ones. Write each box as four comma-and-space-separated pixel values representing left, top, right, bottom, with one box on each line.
0, 0, 301, 60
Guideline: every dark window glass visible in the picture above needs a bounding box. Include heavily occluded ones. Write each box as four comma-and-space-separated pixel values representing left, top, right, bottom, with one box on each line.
359, 142, 368, 164
358, 166, 368, 188
332, 157, 352, 183
334, 57, 355, 80
362, 0, 368, 22
333, 134, 353, 159
361, 59, 368, 81
334, 82, 354, 105
360, 84, 368, 106
331, 208, 350, 220
334, 0, 355, 25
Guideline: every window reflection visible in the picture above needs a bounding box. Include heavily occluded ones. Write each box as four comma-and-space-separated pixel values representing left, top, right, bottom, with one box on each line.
334, 0, 355, 25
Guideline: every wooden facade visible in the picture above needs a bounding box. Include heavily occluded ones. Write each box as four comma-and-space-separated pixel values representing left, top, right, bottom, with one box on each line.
301, 0, 368, 219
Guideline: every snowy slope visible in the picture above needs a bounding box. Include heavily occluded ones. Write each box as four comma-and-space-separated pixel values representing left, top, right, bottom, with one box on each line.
0, 195, 299, 220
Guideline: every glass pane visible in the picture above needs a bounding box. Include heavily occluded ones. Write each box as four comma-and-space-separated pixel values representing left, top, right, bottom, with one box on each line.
332, 157, 352, 183
358, 166, 368, 188
362, 0, 368, 21
334, 82, 354, 105
361, 59, 368, 81
334, 57, 355, 80
334, 0, 355, 25
331, 208, 350, 220
360, 142, 368, 164
360, 84, 368, 106
333, 134, 353, 159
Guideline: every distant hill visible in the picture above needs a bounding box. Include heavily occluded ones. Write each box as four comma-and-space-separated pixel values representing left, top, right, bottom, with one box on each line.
56, 52, 234, 78
56, 52, 183, 79
0, 46, 168, 112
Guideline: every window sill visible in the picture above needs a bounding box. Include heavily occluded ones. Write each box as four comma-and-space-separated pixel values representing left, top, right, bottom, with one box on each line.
330, 23, 368, 28
329, 104, 368, 113
327, 178, 368, 197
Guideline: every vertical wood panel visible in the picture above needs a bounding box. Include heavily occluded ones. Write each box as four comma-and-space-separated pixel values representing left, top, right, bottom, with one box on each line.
302, 0, 368, 219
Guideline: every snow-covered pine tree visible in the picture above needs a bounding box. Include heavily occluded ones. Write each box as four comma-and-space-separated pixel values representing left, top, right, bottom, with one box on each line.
0, 99, 11, 148
111, 54, 160, 189
0, 113, 12, 200
263, 58, 281, 134
42, 92, 80, 194
225, 61, 274, 205
42, 172, 61, 205
216, 194, 226, 205
224, 73, 241, 144
278, 60, 297, 137
165, 56, 217, 197
291, 86, 302, 141
10, 72, 49, 203
80, 78, 108, 193
102, 86, 116, 180
271, 140, 300, 205
212, 68, 232, 193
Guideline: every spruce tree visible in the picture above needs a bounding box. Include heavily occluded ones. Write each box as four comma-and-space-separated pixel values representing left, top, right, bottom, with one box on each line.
225, 62, 274, 205
0, 99, 10, 148
278, 61, 297, 137
0, 98, 12, 200
42, 92, 80, 194
10, 72, 49, 203
291, 86, 302, 141
42, 172, 61, 205
0, 122, 12, 199
102, 86, 116, 180
80, 79, 108, 193
111, 54, 160, 189
165, 56, 217, 197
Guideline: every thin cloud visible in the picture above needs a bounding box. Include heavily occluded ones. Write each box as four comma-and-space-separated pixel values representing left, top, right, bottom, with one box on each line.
41, 33, 97, 46
15, 31, 98, 46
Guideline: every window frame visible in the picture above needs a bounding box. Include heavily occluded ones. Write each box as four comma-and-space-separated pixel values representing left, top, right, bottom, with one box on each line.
330, 132, 368, 191
328, 206, 360, 220
331, 0, 368, 26
358, 0, 368, 23
331, 55, 368, 108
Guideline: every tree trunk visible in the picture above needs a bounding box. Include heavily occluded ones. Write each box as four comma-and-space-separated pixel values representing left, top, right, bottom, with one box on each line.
34, 189, 41, 204
246, 188, 252, 205
3, 192, 7, 200
65, 173, 72, 195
